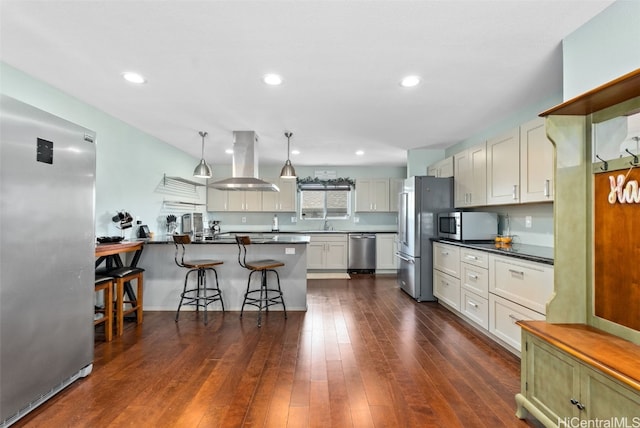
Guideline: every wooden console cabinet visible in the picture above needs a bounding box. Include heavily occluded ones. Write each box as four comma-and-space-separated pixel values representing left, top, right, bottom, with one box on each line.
516, 321, 640, 427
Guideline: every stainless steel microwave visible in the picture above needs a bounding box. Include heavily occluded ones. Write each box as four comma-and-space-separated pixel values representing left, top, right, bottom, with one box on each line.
437, 211, 498, 241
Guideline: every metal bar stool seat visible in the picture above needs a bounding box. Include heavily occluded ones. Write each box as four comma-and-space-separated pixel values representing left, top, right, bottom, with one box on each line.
97, 266, 145, 336
236, 235, 287, 327
173, 234, 225, 325
94, 275, 114, 342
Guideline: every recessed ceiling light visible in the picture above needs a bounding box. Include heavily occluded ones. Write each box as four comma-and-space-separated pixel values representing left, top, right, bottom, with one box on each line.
291, 150, 300, 155
121, 71, 146, 84
356, 150, 364, 156
263, 73, 283, 85
225, 149, 234, 155
400, 75, 421, 88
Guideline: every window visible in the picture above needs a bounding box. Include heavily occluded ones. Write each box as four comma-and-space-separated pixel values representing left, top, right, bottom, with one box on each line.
300, 188, 351, 220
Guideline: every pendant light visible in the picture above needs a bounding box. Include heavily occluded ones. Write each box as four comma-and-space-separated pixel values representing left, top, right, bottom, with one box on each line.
193, 131, 212, 178
280, 131, 296, 179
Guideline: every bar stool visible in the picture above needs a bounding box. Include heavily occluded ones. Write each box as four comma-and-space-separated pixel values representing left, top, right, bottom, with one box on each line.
94, 275, 114, 342
173, 234, 225, 325
235, 235, 287, 327
96, 266, 145, 336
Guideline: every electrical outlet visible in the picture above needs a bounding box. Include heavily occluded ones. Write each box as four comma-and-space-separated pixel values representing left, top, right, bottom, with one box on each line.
291, 216, 297, 223
285, 247, 295, 255
354, 217, 360, 223
241, 216, 247, 223
525, 216, 532, 228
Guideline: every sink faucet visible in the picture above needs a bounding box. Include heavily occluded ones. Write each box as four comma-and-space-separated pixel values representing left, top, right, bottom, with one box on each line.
323, 220, 331, 231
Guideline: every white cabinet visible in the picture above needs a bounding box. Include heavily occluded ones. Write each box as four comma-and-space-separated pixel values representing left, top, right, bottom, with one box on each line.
355, 179, 390, 212
486, 128, 520, 205
433, 242, 460, 278
388, 178, 404, 212
427, 156, 454, 178
207, 187, 229, 211
489, 294, 544, 350
520, 118, 554, 203
488, 254, 553, 315
433, 242, 461, 310
261, 177, 297, 212
207, 187, 262, 212
488, 254, 553, 352
307, 234, 348, 270
454, 143, 487, 207
228, 191, 262, 212
433, 242, 554, 354
486, 119, 554, 206
375, 233, 397, 271
460, 248, 489, 329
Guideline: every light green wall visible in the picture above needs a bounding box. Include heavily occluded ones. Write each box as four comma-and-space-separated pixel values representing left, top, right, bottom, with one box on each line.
562, 0, 640, 100
0, 62, 203, 238
407, 148, 445, 177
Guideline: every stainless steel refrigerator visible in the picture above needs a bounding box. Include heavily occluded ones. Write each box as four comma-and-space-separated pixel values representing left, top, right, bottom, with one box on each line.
396, 176, 453, 301
1, 95, 95, 426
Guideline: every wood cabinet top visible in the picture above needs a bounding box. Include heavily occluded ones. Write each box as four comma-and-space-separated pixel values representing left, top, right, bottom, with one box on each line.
518, 321, 640, 392
540, 68, 640, 116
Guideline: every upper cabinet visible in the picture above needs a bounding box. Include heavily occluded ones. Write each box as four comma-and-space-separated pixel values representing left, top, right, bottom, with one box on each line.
486, 128, 520, 204
486, 119, 554, 205
355, 178, 390, 212
520, 118, 554, 203
454, 143, 487, 207
228, 191, 262, 211
389, 178, 404, 212
427, 156, 454, 178
261, 177, 297, 212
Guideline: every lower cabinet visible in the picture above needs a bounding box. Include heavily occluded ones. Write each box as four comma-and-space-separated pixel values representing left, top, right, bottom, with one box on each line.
375, 233, 397, 271
432, 241, 554, 354
307, 234, 348, 270
433, 269, 461, 311
489, 294, 544, 350
517, 331, 640, 425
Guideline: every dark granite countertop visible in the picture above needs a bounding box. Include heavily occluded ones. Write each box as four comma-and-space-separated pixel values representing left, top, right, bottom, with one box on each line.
144, 233, 311, 245
433, 238, 554, 265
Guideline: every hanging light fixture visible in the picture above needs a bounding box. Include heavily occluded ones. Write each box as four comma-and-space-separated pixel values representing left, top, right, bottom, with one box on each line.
280, 131, 296, 179
193, 131, 212, 178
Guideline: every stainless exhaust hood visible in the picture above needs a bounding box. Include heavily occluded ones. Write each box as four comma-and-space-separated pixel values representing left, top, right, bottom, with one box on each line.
209, 131, 279, 192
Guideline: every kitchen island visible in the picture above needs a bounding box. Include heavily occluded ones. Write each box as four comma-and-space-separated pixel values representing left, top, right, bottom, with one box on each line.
136, 234, 310, 312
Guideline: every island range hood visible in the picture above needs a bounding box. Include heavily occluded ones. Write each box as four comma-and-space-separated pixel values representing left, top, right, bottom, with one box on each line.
208, 131, 279, 192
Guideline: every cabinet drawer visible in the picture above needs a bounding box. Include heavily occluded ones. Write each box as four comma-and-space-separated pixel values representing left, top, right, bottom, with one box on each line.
461, 290, 488, 330
489, 255, 553, 314
460, 248, 488, 269
434, 270, 460, 311
461, 263, 489, 298
433, 243, 461, 278
489, 294, 545, 351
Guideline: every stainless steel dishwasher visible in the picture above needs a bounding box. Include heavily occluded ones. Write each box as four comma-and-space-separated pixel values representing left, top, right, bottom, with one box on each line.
348, 233, 376, 274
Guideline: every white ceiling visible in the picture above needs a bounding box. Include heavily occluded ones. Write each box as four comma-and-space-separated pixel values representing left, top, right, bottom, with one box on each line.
0, 0, 614, 168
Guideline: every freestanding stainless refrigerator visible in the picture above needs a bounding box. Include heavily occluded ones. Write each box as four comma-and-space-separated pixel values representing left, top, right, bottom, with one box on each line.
0, 95, 95, 426
396, 176, 453, 301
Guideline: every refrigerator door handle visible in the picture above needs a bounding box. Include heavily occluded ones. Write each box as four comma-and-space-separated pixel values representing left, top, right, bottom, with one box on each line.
395, 252, 414, 263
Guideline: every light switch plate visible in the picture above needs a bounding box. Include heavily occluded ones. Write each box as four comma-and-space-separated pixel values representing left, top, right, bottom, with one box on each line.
525, 216, 532, 228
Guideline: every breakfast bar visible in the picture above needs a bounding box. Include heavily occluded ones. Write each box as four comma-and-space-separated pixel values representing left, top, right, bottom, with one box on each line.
137, 233, 310, 312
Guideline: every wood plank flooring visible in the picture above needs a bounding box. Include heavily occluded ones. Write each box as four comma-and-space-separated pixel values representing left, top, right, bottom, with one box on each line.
13, 275, 542, 427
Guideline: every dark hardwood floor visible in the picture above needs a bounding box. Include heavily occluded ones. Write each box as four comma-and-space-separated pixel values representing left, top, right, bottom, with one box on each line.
14, 275, 542, 427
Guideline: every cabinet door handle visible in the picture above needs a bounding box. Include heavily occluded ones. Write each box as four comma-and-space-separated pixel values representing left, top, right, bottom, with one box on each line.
512, 184, 518, 200
468, 300, 478, 308
465, 255, 478, 260
508, 269, 524, 276
508, 314, 521, 323
570, 398, 585, 410
544, 179, 550, 198
467, 273, 478, 280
